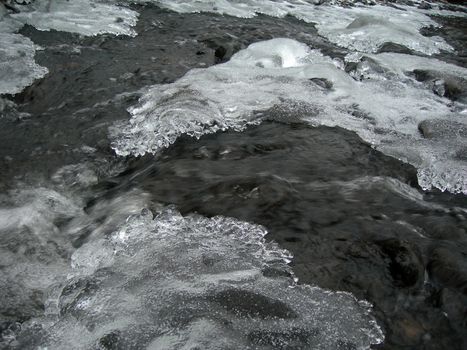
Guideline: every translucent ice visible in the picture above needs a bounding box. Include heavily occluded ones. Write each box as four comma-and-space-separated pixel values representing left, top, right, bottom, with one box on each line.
12, 207, 383, 349
0, 187, 82, 298
0, 173, 154, 333
112, 38, 467, 193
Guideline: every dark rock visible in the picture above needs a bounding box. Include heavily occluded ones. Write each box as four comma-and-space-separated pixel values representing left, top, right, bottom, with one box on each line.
349, 56, 391, 81
0, 279, 44, 324
261, 266, 293, 278
377, 42, 413, 54
455, 146, 467, 161
418, 2, 432, 10
377, 239, 424, 288
410, 69, 466, 101
98, 330, 122, 350
439, 288, 467, 329
428, 247, 467, 294
309, 77, 333, 89
248, 327, 317, 347
201, 37, 242, 64
59, 277, 99, 317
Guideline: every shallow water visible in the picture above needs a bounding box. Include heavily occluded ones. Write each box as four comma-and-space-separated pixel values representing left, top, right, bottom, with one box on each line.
0, 1, 466, 349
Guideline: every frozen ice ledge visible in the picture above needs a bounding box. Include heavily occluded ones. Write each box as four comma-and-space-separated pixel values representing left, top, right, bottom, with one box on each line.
6, 205, 383, 349
112, 38, 467, 194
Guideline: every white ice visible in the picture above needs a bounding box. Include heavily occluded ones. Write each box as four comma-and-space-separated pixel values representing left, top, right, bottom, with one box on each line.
11, 0, 138, 37
112, 38, 467, 194
0, 12, 47, 95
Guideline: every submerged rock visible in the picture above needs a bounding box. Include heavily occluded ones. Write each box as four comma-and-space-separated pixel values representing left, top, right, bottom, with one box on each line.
377, 239, 424, 288
428, 247, 467, 294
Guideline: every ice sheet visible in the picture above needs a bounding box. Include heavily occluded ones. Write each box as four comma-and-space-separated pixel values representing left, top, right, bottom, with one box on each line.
149, 0, 456, 54
11, 206, 383, 349
112, 38, 467, 193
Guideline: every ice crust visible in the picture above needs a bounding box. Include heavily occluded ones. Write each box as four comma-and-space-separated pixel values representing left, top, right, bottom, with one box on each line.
11, 206, 383, 349
150, 0, 454, 54
112, 38, 467, 193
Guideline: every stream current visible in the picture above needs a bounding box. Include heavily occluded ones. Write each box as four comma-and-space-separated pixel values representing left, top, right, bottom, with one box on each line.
0, 1, 466, 349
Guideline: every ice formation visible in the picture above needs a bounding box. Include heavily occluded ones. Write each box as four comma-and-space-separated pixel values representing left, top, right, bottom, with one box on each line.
0, 0, 461, 95
150, 0, 454, 54
0, 0, 138, 95
11, 0, 138, 37
0, 14, 47, 95
112, 38, 467, 194
8, 206, 383, 349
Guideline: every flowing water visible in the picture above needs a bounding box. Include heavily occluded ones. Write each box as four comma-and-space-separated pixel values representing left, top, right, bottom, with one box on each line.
0, 1, 466, 349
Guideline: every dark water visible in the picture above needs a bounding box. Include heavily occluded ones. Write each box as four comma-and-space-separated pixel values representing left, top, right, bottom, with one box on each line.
1, 2, 467, 350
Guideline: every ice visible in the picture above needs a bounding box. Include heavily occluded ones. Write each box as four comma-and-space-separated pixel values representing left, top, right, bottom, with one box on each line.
10, 206, 383, 349
1, 0, 459, 95
11, 0, 138, 37
308, 4, 453, 55
149, 0, 455, 54
0, 187, 82, 237
0, 0, 138, 95
112, 38, 467, 193
0, 15, 47, 95
0, 186, 82, 318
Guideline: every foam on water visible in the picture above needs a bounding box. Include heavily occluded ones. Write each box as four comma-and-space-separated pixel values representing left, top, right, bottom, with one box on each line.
112, 38, 467, 193
8, 206, 383, 349
149, 0, 456, 54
